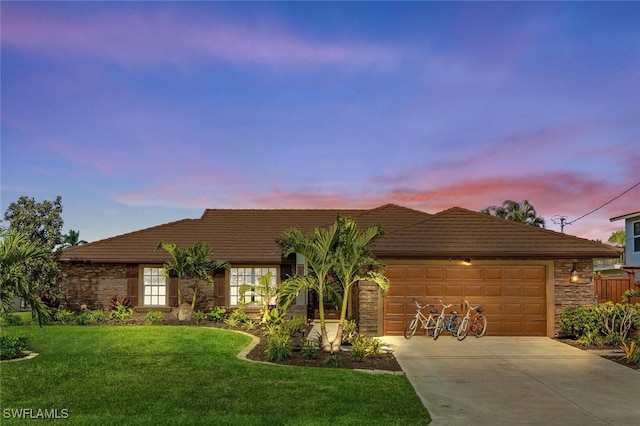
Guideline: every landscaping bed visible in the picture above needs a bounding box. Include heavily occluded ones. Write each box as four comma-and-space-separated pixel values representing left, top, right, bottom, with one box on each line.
556, 338, 640, 371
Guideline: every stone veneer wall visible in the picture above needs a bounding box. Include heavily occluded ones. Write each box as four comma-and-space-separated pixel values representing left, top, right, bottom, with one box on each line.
553, 258, 595, 335
357, 280, 382, 336
60, 263, 128, 310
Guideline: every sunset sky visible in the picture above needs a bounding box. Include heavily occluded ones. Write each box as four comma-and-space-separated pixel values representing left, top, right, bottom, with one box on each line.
1, 1, 638, 244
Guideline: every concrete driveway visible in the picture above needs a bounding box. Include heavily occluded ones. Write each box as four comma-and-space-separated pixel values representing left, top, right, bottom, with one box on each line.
382, 336, 640, 425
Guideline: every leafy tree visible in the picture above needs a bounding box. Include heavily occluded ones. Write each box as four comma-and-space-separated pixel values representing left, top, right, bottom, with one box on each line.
3, 196, 64, 302
279, 220, 341, 352
481, 199, 545, 228
608, 230, 625, 247
62, 229, 88, 248
279, 215, 389, 353
155, 241, 229, 315
329, 215, 389, 352
0, 228, 51, 325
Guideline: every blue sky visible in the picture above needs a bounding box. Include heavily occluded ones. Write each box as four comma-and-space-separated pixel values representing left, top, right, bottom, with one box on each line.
1, 1, 639, 244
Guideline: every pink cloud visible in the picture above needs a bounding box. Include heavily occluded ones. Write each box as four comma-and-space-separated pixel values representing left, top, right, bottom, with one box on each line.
2, 6, 402, 69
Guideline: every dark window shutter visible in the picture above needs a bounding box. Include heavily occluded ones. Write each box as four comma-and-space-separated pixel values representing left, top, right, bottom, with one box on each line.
126, 265, 139, 307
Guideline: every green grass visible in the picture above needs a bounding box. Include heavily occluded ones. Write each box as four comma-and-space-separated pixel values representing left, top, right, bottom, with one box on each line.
0, 326, 430, 425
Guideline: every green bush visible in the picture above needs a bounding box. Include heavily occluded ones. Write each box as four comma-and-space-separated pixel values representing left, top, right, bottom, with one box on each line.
55, 309, 75, 325
206, 306, 227, 323
145, 310, 165, 325
109, 303, 133, 324
192, 311, 206, 324
86, 309, 106, 323
342, 319, 358, 344
301, 337, 318, 359
558, 306, 600, 338
0, 314, 23, 326
264, 333, 292, 361
0, 335, 28, 360
323, 354, 339, 367
282, 314, 307, 336
75, 311, 91, 325
224, 308, 250, 328
350, 335, 383, 361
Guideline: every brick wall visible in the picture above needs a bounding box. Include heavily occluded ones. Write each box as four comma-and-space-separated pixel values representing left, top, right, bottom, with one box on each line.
60, 263, 128, 310
553, 258, 595, 334
357, 280, 381, 336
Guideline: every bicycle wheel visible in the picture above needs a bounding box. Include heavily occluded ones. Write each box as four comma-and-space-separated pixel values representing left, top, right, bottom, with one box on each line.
456, 317, 470, 341
474, 315, 487, 337
433, 316, 444, 340
403, 317, 419, 339
450, 315, 462, 338
425, 316, 437, 337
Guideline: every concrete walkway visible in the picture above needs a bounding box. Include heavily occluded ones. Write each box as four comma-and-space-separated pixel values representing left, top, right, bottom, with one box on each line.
382, 336, 640, 426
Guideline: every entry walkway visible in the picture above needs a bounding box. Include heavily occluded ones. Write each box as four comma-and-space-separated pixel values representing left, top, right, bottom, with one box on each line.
383, 336, 640, 426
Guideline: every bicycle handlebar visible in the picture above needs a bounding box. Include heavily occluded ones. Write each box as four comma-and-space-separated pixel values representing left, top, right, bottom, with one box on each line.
412, 298, 434, 310
461, 299, 482, 313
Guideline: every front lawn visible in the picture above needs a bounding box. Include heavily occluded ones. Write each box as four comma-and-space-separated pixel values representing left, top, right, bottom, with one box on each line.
0, 326, 430, 425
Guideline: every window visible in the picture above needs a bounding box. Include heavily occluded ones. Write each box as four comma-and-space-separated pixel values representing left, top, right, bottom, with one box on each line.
229, 267, 277, 307
142, 267, 167, 306
634, 221, 640, 252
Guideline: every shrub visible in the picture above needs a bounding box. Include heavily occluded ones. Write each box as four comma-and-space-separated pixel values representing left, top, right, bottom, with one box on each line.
577, 329, 603, 347
301, 337, 318, 359
206, 306, 227, 323
323, 354, 339, 367
0, 336, 28, 360
342, 319, 358, 344
265, 333, 292, 361
75, 311, 91, 326
0, 314, 23, 326
350, 335, 368, 362
145, 310, 165, 325
109, 294, 132, 311
55, 309, 75, 324
86, 309, 106, 323
558, 306, 600, 338
282, 314, 307, 336
598, 302, 640, 343
192, 311, 206, 324
224, 308, 250, 328
109, 303, 133, 324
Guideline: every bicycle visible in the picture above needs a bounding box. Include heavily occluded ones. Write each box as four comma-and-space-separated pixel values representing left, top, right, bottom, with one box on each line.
456, 299, 487, 340
432, 298, 462, 340
403, 298, 438, 339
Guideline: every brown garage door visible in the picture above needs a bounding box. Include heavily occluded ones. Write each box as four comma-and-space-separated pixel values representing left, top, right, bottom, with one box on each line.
383, 264, 547, 336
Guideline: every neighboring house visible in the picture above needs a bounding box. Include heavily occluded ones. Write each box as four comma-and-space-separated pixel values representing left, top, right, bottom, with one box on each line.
59, 204, 620, 337
610, 209, 640, 282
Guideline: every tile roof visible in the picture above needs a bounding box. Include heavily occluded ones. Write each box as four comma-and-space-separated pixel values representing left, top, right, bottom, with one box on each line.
60, 204, 620, 264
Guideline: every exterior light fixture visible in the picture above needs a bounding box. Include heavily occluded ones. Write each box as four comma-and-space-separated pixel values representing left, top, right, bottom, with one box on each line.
570, 263, 579, 283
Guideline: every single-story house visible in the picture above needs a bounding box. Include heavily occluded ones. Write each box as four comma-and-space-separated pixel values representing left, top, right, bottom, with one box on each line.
59, 204, 621, 337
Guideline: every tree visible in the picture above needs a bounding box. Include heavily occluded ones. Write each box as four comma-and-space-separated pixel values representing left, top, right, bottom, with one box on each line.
608, 230, 625, 247
0, 228, 51, 325
279, 215, 389, 353
279, 220, 341, 352
3, 196, 64, 303
155, 241, 229, 320
329, 215, 389, 352
62, 229, 88, 248
481, 199, 545, 228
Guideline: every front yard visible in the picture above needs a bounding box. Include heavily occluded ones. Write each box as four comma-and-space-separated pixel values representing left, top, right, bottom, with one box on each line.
0, 326, 430, 425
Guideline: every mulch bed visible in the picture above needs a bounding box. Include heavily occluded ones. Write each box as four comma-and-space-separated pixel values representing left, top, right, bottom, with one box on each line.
556, 338, 640, 371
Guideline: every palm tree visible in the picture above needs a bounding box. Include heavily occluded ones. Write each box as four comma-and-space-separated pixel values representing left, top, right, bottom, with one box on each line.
481, 200, 545, 228
330, 215, 389, 352
0, 228, 50, 325
622, 289, 640, 302
61, 229, 88, 248
156, 241, 191, 319
279, 220, 341, 352
186, 242, 230, 310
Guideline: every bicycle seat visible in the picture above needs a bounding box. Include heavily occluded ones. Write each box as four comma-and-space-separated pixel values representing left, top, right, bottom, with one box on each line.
475, 307, 483, 313
450, 311, 457, 315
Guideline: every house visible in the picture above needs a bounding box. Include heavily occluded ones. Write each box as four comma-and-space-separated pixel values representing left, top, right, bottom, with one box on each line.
610, 209, 640, 282
59, 204, 621, 337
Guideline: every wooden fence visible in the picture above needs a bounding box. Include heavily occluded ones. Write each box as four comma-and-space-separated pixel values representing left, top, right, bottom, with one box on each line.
593, 274, 640, 304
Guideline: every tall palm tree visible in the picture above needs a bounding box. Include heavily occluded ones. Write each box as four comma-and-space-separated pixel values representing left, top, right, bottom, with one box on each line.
155, 241, 191, 311
330, 215, 389, 352
0, 228, 50, 325
62, 229, 88, 248
482, 199, 545, 228
279, 220, 341, 352
186, 242, 230, 310
622, 289, 640, 302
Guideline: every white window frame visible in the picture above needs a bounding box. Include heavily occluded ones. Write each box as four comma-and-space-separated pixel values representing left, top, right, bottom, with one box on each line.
229, 267, 278, 307
141, 266, 168, 307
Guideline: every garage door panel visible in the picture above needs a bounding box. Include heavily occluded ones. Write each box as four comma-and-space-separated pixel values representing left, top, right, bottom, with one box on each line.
383, 264, 546, 336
